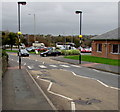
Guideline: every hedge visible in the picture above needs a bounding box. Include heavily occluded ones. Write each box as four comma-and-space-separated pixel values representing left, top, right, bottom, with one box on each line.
60, 49, 80, 55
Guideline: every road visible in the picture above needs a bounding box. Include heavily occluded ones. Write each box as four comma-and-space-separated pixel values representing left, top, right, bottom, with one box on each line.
4, 52, 119, 111
9, 53, 119, 89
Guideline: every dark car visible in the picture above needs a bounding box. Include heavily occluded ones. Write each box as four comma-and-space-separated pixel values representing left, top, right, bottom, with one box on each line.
18, 49, 29, 57
40, 50, 61, 57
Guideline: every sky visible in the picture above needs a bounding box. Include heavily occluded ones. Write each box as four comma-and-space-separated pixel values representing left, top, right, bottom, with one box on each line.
1, 0, 119, 36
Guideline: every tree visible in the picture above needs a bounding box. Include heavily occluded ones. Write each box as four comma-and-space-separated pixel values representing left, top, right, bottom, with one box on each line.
7, 32, 17, 50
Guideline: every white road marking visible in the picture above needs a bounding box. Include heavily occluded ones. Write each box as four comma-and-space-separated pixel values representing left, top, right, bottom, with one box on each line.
27, 66, 33, 69
26, 69, 57, 110
96, 80, 109, 87
35, 60, 38, 61
39, 65, 47, 69
60, 65, 70, 68
93, 69, 100, 72
11, 59, 13, 60
71, 65, 81, 68
71, 101, 76, 112
24, 63, 26, 65
71, 71, 120, 90
39, 77, 75, 111
37, 76, 39, 78
49, 65, 57, 67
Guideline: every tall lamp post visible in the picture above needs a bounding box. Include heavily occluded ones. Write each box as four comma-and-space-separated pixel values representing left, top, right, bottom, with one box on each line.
18, 1, 26, 69
75, 10, 82, 64
28, 13, 36, 42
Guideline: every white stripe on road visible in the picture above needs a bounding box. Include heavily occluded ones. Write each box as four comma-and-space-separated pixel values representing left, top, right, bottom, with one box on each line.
49, 65, 57, 67
60, 65, 70, 68
39, 78, 75, 111
93, 69, 100, 72
27, 66, 33, 69
39, 65, 47, 68
71, 65, 81, 68
71, 71, 120, 90
26, 69, 57, 110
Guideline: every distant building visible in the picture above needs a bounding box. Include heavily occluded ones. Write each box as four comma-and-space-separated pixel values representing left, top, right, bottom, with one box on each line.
91, 28, 120, 59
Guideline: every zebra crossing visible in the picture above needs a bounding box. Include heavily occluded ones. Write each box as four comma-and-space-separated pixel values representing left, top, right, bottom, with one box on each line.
27, 64, 81, 69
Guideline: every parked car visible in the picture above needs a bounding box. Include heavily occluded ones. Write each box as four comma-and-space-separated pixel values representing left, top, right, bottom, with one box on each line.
18, 49, 29, 57
78, 47, 92, 53
46, 47, 56, 51
20, 43, 25, 49
26, 46, 36, 52
40, 50, 61, 57
35, 47, 47, 52
84, 47, 92, 53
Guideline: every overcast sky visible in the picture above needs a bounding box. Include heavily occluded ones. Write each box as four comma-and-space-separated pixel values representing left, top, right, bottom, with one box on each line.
1, 1, 118, 35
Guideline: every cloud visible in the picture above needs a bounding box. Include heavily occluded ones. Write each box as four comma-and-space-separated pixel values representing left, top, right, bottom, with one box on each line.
2, 2, 118, 35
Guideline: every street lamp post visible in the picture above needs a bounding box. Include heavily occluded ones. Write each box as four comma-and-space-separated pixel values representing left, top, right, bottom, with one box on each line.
18, 1, 26, 69
75, 10, 82, 64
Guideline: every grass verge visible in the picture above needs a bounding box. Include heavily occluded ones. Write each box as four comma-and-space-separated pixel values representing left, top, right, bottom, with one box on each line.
64, 55, 120, 66
5, 49, 18, 53
5, 49, 39, 54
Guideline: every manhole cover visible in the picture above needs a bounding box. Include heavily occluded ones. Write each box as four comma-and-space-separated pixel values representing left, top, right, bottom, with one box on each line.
73, 98, 101, 105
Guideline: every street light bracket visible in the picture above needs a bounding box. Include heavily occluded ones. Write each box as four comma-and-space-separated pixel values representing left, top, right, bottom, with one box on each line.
75, 11, 82, 14
18, 1, 26, 5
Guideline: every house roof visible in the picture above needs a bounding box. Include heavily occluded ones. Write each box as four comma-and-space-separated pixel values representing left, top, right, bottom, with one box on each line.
91, 28, 120, 40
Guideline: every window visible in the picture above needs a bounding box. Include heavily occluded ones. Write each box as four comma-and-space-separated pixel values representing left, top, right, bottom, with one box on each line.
97, 44, 102, 52
112, 44, 120, 54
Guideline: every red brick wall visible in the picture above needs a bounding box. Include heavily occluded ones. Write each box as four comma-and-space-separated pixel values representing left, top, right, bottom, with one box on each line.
92, 40, 120, 59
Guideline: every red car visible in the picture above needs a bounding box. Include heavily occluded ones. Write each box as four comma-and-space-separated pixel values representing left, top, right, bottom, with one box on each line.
35, 47, 47, 52
79, 47, 92, 53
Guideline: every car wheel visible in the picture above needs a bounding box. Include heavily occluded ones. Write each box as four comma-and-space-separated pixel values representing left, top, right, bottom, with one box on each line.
44, 54, 47, 57
56, 54, 58, 56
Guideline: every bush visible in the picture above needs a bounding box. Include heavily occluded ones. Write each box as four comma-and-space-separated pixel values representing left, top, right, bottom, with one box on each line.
2, 50, 8, 77
60, 49, 80, 55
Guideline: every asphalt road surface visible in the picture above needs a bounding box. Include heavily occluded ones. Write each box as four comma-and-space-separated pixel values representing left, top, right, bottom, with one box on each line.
5, 52, 119, 111
8, 53, 119, 89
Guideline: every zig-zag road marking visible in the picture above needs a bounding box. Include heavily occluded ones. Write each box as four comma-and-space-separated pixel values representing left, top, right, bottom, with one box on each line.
26, 69, 57, 111
39, 78, 75, 112
71, 71, 119, 90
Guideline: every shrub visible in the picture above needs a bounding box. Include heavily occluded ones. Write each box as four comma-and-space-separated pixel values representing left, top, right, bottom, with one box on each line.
2, 50, 8, 77
60, 49, 80, 55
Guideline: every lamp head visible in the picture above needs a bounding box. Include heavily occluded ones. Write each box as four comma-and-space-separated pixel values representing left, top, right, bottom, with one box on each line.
18, 1, 26, 5
75, 11, 82, 14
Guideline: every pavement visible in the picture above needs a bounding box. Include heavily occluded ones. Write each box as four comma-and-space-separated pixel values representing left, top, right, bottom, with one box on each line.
2, 60, 55, 111
52, 56, 119, 75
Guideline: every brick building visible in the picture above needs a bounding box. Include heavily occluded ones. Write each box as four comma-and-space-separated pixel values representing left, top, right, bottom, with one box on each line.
91, 28, 120, 60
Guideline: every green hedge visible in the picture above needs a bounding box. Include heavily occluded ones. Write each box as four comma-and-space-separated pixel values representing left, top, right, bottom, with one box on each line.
60, 49, 80, 55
